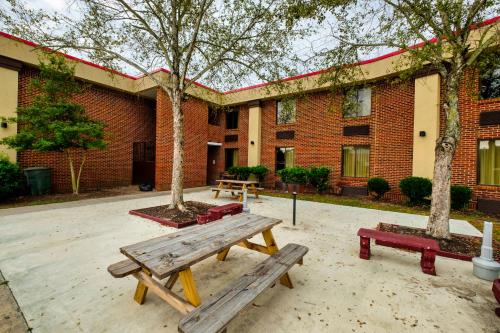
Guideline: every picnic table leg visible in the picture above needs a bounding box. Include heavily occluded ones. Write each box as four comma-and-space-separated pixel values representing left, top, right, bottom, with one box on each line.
164, 272, 179, 289
262, 229, 294, 289
179, 268, 201, 307
214, 181, 223, 198
249, 183, 259, 198
217, 247, 231, 261
134, 268, 151, 305
359, 236, 371, 260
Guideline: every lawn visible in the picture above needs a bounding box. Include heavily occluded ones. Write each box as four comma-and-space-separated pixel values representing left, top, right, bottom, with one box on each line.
261, 191, 500, 242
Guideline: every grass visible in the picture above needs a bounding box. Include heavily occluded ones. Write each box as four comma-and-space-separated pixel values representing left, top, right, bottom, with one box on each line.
261, 191, 500, 242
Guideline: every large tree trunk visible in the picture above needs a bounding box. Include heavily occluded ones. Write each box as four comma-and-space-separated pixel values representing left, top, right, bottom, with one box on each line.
426, 69, 462, 239
170, 88, 186, 210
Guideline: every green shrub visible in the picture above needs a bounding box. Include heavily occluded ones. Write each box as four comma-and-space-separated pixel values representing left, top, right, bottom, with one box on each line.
278, 167, 308, 184
368, 177, 390, 199
227, 166, 252, 180
0, 155, 25, 200
450, 185, 472, 210
399, 176, 432, 205
249, 165, 269, 181
308, 166, 330, 193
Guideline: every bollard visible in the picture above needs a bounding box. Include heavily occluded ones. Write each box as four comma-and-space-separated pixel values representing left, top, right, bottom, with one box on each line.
292, 192, 297, 226
242, 188, 250, 213
472, 221, 500, 281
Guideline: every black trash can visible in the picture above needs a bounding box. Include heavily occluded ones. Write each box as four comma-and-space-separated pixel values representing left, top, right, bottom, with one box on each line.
24, 167, 52, 196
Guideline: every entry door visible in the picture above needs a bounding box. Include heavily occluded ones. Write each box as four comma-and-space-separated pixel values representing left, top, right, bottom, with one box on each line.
132, 142, 155, 185
207, 146, 220, 185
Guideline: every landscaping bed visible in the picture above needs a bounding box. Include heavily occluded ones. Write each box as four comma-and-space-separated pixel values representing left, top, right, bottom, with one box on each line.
129, 201, 215, 228
378, 222, 500, 262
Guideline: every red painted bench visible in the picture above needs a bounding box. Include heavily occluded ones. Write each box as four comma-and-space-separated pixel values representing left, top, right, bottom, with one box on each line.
357, 228, 440, 275
197, 203, 243, 224
493, 279, 500, 317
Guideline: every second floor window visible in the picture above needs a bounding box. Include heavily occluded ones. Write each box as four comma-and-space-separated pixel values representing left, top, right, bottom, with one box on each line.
226, 108, 239, 129
480, 64, 500, 100
277, 99, 296, 124
208, 105, 219, 125
343, 87, 372, 118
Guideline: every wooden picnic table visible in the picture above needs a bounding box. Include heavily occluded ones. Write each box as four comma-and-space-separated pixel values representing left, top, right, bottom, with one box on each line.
212, 179, 262, 201
118, 213, 289, 314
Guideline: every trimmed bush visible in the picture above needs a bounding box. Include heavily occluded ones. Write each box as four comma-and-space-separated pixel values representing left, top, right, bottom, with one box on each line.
450, 185, 472, 210
227, 166, 251, 180
0, 155, 25, 200
368, 177, 390, 199
399, 176, 432, 205
308, 166, 330, 193
278, 167, 308, 184
249, 165, 269, 181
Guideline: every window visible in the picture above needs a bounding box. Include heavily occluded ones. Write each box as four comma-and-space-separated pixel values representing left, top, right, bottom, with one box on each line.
226, 108, 239, 129
276, 99, 296, 124
479, 140, 500, 185
480, 65, 500, 100
342, 146, 370, 177
276, 147, 295, 171
208, 105, 219, 125
343, 88, 371, 118
224, 148, 239, 170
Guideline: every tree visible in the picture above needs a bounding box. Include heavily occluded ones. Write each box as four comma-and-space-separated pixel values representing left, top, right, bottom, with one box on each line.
0, 0, 302, 210
1, 54, 107, 195
287, 0, 500, 238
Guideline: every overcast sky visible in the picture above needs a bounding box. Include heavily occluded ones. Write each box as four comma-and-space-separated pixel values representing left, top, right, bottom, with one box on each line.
10, 0, 396, 90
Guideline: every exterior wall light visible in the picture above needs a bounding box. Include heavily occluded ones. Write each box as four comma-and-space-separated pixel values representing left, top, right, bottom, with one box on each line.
419, 131, 426, 137
1, 122, 7, 128
250, 140, 255, 145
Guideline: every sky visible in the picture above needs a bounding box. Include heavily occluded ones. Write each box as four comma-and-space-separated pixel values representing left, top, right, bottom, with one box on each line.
6, 0, 399, 90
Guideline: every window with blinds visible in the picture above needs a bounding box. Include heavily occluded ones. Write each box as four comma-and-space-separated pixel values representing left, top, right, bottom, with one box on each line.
479, 140, 500, 185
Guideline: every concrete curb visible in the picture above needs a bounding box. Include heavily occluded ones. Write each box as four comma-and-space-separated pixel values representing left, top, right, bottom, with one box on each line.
0, 186, 210, 217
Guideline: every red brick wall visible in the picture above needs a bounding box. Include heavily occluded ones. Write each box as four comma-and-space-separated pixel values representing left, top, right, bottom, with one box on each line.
259, 81, 415, 193
155, 89, 210, 190
451, 69, 500, 201
17, 67, 156, 193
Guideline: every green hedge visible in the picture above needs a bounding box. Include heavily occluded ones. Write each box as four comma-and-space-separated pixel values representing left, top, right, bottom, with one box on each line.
399, 176, 432, 205
0, 155, 25, 200
308, 166, 331, 193
277, 167, 308, 184
368, 177, 390, 199
450, 185, 472, 210
228, 165, 269, 181
277, 166, 331, 191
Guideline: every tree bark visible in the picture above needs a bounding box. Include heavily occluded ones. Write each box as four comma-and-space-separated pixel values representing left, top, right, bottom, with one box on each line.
426, 69, 462, 239
170, 88, 186, 211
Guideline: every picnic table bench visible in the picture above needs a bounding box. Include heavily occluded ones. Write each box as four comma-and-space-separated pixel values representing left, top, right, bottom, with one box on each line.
357, 228, 440, 275
108, 213, 307, 330
179, 243, 308, 333
211, 179, 263, 202
493, 279, 500, 316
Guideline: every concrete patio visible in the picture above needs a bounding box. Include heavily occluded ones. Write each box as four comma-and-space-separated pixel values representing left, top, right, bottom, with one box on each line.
0, 189, 496, 333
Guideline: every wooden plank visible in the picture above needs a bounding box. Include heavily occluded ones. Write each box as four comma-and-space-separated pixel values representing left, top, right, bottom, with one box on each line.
121, 214, 282, 279
133, 270, 195, 315
178, 244, 308, 333
237, 240, 271, 255
107, 259, 141, 278
179, 268, 202, 307
164, 272, 179, 289
214, 180, 259, 185
216, 248, 231, 261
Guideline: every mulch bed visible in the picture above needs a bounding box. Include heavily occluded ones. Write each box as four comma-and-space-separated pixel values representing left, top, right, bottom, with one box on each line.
378, 223, 500, 262
130, 201, 216, 228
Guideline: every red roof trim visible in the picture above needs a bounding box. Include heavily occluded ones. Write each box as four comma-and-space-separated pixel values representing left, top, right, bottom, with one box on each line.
224, 15, 499, 95
1, 15, 498, 96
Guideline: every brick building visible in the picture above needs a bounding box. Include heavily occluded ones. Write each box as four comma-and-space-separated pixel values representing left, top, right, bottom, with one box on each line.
0, 19, 499, 212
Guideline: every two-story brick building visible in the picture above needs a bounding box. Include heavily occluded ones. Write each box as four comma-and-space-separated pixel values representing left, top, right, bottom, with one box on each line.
0, 18, 499, 213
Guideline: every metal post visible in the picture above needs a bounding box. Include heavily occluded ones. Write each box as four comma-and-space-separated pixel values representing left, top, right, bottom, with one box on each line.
242, 188, 250, 213
292, 192, 297, 226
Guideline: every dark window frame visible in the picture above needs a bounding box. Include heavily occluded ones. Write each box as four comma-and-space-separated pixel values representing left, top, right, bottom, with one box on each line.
341, 145, 370, 178
343, 87, 372, 119
477, 138, 500, 187
276, 99, 297, 125
224, 148, 239, 170
225, 108, 239, 129
275, 147, 295, 172
479, 62, 500, 100
208, 105, 219, 126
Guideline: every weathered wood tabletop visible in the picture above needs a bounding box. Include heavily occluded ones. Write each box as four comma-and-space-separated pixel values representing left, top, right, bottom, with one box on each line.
214, 179, 259, 185
118, 213, 287, 314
